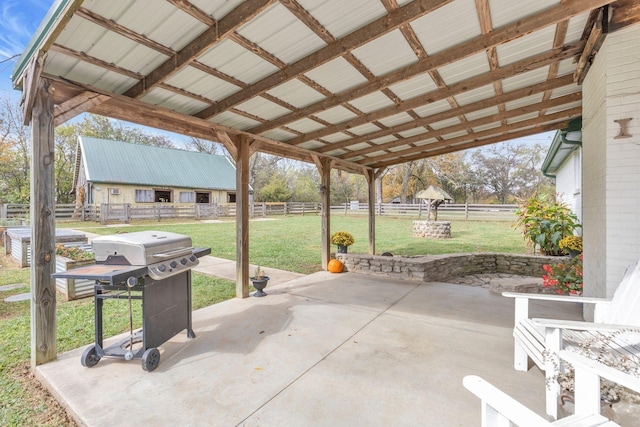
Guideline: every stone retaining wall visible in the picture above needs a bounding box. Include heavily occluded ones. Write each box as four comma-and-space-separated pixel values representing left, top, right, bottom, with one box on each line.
413, 220, 451, 239
335, 252, 565, 283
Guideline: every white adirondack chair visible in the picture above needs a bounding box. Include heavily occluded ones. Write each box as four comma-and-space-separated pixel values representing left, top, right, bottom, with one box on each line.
464, 350, 640, 427
503, 260, 640, 419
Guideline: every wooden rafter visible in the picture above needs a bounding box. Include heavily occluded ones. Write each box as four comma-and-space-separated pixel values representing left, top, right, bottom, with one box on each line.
54, 91, 110, 126
361, 107, 580, 166
340, 92, 581, 160
574, 8, 607, 84
305, 44, 582, 152
368, 120, 573, 169
246, 0, 609, 136
124, 0, 276, 99
194, 0, 452, 119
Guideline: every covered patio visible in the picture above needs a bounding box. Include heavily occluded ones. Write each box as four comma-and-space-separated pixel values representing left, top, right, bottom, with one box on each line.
37, 272, 584, 426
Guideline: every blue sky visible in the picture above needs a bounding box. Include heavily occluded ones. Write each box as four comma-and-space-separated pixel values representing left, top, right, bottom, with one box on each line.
0, 0, 50, 97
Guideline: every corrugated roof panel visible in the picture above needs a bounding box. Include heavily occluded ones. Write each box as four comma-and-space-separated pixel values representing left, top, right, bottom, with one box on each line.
209, 111, 261, 130
313, 105, 359, 124
235, 96, 291, 121
413, 99, 451, 118
237, 3, 327, 65
304, 57, 369, 94
352, 30, 418, 76
189, 0, 246, 20
376, 112, 414, 127
398, 127, 429, 138
464, 106, 499, 121
348, 123, 382, 136
110, 1, 207, 52
198, 39, 280, 85
502, 67, 549, 92
442, 130, 469, 139
324, 148, 348, 156
489, 0, 560, 28
165, 66, 241, 102
411, 0, 481, 55
297, 0, 387, 39
556, 58, 576, 77
504, 94, 544, 110
286, 118, 326, 134
45, 52, 137, 93
388, 145, 411, 152
473, 122, 501, 133
347, 142, 375, 151
371, 135, 398, 145
322, 132, 351, 143
261, 128, 297, 141
389, 72, 438, 101
363, 150, 387, 158
495, 26, 555, 66
453, 84, 496, 106
550, 83, 581, 99
507, 112, 539, 124
545, 101, 582, 115
349, 92, 395, 114
430, 117, 461, 130
267, 79, 326, 108
298, 140, 326, 150
140, 87, 209, 115
565, 12, 590, 44
438, 52, 490, 85
80, 136, 236, 190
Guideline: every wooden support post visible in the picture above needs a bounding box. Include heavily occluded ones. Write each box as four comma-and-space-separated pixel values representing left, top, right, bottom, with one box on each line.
235, 136, 251, 298
314, 157, 331, 270
364, 168, 376, 255
29, 77, 57, 367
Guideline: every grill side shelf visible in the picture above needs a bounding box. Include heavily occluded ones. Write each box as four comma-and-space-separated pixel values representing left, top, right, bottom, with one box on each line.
52, 264, 148, 285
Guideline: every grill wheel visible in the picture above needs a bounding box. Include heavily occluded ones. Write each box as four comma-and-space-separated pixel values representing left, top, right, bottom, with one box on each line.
142, 347, 160, 372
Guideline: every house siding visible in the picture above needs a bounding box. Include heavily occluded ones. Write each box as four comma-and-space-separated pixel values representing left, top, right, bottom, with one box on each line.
582, 23, 640, 313
89, 183, 233, 205
555, 148, 581, 222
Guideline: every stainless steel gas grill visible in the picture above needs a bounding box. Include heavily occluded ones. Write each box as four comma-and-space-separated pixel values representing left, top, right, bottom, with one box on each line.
53, 231, 210, 372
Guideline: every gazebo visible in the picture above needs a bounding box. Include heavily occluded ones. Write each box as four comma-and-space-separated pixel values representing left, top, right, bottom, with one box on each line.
11, 0, 640, 367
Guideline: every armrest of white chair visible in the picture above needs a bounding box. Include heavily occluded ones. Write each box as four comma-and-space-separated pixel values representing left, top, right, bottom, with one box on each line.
502, 292, 609, 304
560, 351, 640, 394
533, 318, 640, 332
463, 375, 551, 427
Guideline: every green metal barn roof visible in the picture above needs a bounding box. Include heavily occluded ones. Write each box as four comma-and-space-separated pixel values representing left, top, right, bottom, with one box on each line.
78, 136, 237, 190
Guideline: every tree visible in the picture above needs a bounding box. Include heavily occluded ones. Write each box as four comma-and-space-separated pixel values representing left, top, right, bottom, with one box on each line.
0, 96, 30, 203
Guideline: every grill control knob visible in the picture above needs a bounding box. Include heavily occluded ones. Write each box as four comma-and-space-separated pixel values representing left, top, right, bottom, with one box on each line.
158, 264, 167, 272
170, 261, 177, 269
190, 255, 196, 262
180, 258, 187, 265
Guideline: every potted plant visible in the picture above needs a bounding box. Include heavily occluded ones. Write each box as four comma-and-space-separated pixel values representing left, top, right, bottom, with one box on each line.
559, 235, 583, 258
331, 231, 355, 253
250, 265, 269, 297
55, 244, 96, 300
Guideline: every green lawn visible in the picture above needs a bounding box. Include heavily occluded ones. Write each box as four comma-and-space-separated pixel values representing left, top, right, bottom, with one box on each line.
0, 215, 529, 425
70, 215, 529, 273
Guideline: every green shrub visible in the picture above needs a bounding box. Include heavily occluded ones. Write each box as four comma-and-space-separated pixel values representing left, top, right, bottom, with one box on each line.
515, 193, 580, 256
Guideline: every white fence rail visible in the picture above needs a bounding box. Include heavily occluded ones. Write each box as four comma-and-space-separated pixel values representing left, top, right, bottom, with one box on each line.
1, 202, 516, 223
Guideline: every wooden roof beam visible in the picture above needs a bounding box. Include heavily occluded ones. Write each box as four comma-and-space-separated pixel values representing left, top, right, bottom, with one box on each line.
315, 73, 575, 155
194, 0, 452, 119
340, 92, 581, 160
307, 44, 581, 152
361, 107, 580, 166
248, 0, 611, 135
123, 0, 276, 99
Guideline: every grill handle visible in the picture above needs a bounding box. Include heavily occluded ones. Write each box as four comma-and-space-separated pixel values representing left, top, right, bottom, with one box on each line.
151, 247, 195, 259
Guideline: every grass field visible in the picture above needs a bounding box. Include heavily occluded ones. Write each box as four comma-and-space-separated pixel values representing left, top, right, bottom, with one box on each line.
0, 216, 529, 425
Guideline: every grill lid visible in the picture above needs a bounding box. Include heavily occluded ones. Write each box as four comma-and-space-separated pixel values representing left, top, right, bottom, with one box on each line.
92, 231, 193, 266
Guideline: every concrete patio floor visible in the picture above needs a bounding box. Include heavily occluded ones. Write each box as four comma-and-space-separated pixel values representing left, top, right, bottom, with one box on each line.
36, 272, 583, 426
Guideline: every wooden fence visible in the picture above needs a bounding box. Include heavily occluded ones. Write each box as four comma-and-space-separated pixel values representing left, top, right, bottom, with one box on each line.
1, 202, 516, 223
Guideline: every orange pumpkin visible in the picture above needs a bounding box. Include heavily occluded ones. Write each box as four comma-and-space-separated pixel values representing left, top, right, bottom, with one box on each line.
327, 259, 343, 273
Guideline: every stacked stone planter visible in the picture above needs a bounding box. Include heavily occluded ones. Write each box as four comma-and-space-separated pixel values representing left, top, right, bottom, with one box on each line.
335, 252, 564, 283
413, 220, 451, 239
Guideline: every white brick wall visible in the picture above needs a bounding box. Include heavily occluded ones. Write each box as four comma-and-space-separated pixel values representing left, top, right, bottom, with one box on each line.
582, 23, 640, 310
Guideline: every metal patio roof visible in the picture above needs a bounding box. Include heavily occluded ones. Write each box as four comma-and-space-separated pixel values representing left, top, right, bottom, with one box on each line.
12, 0, 640, 175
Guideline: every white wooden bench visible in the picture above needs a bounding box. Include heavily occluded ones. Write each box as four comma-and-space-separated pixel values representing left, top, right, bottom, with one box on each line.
503, 260, 640, 419
464, 350, 640, 426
